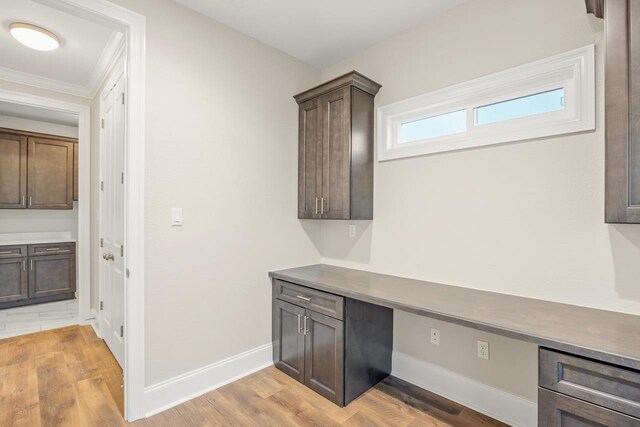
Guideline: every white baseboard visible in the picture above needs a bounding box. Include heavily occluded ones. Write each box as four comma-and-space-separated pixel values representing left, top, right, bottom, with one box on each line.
90, 308, 100, 338
392, 351, 537, 427
144, 343, 273, 417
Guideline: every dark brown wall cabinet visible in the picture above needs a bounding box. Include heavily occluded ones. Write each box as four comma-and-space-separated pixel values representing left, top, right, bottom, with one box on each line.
0, 128, 78, 210
272, 278, 392, 406
601, 0, 640, 223
0, 242, 76, 309
538, 348, 640, 426
294, 72, 381, 220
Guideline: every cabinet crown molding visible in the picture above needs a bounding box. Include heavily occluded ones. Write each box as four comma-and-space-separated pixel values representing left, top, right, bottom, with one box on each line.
294, 71, 382, 104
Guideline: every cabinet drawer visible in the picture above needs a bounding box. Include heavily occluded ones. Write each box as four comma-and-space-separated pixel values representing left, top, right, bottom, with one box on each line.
0, 245, 27, 259
539, 388, 640, 427
28, 242, 75, 256
274, 279, 344, 320
540, 348, 640, 418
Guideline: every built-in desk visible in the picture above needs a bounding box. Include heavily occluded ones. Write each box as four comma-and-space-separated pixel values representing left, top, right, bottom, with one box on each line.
269, 264, 640, 426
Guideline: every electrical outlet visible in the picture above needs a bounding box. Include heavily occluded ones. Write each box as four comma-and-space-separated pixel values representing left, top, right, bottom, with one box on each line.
477, 340, 490, 360
430, 328, 440, 345
348, 224, 357, 238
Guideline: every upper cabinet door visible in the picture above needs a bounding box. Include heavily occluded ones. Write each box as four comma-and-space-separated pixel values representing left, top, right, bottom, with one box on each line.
0, 132, 27, 209
605, 0, 640, 223
27, 137, 74, 210
321, 87, 352, 220
298, 97, 323, 219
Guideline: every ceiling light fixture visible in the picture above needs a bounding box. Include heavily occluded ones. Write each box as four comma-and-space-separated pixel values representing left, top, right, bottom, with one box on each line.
9, 22, 60, 51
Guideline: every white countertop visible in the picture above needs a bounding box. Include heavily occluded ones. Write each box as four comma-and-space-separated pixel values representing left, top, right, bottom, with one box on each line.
0, 232, 76, 246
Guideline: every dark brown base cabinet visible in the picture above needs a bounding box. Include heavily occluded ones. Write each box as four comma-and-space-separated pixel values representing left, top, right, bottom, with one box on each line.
538, 348, 640, 426
272, 279, 393, 406
0, 243, 76, 309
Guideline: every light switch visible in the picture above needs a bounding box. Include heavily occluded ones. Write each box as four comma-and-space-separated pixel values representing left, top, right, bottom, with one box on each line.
171, 208, 183, 226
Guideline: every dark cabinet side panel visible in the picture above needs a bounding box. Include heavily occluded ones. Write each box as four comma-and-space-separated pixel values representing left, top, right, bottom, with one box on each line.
273, 298, 306, 383
605, 0, 640, 222
73, 143, 79, 201
304, 309, 344, 406
0, 133, 27, 209
27, 138, 74, 210
349, 88, 375, 220
0, 258, 28, 303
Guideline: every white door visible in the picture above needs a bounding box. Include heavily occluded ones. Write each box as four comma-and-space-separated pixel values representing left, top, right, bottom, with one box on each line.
100, 72, 126, 367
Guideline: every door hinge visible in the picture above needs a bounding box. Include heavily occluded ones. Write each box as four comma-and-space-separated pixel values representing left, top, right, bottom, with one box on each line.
122, 93, 125, 105
120, 325, 124, 338
121, 172, 124, 184
120, 245, 124, 257
100, 181, 104, 191
126, 269, 130, 279
101, 118, 105, 129
100, 301, 103, 311
100, 238, 104, 248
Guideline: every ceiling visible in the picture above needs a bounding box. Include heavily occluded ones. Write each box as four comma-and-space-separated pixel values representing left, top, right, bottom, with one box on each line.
0, 0, 122, 98
0, 100, 78, 127
172, 0, 466, 68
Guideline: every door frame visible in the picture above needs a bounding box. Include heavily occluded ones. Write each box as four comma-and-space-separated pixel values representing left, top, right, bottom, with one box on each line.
0, 89, 90, 323
34, 0, 147, 421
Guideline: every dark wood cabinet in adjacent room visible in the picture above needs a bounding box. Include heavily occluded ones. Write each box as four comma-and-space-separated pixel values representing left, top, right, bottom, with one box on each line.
0, 246, 28, 303
0, 242, 76, 309
0, 128, 78, 210
28, 137, 74, 209
272, 278, 392, 406
294, 72, 381, 220
0, 132, 27, 209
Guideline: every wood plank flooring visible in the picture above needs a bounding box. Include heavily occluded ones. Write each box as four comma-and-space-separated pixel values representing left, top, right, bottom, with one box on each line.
0, 325, 508, 427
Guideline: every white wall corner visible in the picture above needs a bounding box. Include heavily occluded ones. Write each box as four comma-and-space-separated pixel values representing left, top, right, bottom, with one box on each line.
392, 351, 537, 427
144, 343, 274, 417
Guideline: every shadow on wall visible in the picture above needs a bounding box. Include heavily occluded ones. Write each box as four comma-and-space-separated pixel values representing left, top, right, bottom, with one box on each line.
300, 220, 373, 263
609, 225, 640, 304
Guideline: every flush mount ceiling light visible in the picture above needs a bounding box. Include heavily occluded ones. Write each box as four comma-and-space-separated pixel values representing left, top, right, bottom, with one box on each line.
9, 22, 60, 51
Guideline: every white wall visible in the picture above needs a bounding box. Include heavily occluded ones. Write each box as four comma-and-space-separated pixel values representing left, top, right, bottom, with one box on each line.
0, 114, 79, 239
109, 0, 323, 386
317, 0, 640, 406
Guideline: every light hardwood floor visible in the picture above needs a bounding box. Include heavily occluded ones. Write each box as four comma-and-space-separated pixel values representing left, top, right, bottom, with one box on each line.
0, 326, 507, 427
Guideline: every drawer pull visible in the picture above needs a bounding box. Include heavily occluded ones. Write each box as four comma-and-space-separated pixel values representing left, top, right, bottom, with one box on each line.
46, 248, 61, 251
0, 251, 13, 255
296, 295, 312, 302
303, 315, 309, 335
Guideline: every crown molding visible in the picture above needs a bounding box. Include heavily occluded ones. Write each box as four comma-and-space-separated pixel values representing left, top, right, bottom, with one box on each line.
0, 65, 91, 98
87, 31, 125, 98
0, 30, 124, 100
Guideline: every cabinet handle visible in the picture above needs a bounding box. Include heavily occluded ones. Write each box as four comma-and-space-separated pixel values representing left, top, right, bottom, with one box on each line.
22, 195, 25, 206
297, 314, 302, 333
315, 197, 319, 215
303, 316, 309, 335
22, 260, 26, 271
0, 251, 12, 255
296, 295, 311, 302
29, 196, 32, 207
30, 260, 33, 270
320, 197, 325, 215
45, 248, 61, 251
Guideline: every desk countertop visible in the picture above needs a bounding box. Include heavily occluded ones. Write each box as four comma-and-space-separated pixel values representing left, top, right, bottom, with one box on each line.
270, 264, 640, 370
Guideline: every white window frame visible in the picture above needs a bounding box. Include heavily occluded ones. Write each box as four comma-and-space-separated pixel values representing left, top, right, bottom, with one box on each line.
377, 45, 595, 161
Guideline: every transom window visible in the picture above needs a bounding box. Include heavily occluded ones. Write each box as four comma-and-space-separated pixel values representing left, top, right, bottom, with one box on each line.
377, 45, 595, 161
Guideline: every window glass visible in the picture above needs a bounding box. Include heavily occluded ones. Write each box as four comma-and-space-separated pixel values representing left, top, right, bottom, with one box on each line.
475, 88, 565, 125
401, 110, 467, 143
